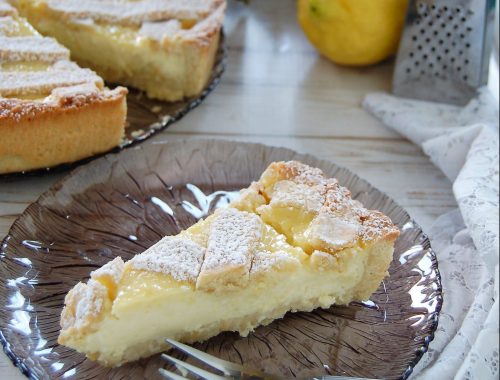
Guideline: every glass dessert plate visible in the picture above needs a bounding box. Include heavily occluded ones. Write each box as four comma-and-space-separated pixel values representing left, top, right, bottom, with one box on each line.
0, 140, 442, 379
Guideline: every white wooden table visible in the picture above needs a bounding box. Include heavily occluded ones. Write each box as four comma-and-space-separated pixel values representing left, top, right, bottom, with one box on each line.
0, 1, 458, 378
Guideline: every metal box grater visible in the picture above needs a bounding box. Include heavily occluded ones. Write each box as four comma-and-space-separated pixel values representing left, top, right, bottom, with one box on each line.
393, 0, 497, 105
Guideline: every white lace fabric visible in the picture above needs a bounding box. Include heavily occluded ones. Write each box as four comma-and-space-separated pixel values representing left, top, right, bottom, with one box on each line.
363, 89, 499, 380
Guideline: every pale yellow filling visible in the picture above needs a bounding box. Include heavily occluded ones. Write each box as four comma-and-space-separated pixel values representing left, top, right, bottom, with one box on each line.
258, 206, 316, 253
115, 217, 306, 310
2, 58, 53, 99
1, 61, 50, 71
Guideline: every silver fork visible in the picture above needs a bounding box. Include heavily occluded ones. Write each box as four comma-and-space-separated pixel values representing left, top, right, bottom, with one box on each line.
159, 339, 378, 380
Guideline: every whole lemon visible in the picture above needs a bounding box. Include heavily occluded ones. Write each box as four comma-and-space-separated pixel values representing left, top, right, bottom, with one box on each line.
298, 0, 409, 66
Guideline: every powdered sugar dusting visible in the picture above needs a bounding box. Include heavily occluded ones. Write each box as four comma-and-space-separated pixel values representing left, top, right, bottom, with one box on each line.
61, 257, 125, 332
91, 257, 125, 285
269, 181, 324, 213
0, 12, 106, 101
74, 281, 105, 326
45, 0, 221, 26
201, 208, 262, 272
277, 160, 331, 186
46, 82, 100, 100
361, 211, 399, 242
0, 16, 20, 36
130, 236, 205, 282
60, 279, 107, 331
251, 250, 299, 275
0, 67, 102, 97
0, 0, 16, 17
256, 161, 399, 249
139, 19, 182, 40
0, 36, 69, 62
37, 0, 226, 43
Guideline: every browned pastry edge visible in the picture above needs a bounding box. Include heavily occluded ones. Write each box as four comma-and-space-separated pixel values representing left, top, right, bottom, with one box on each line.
0, 85, 127, 122
0, 86, 127, 174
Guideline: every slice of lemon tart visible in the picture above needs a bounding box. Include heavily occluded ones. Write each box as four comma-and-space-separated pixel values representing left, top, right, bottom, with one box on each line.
14, 0, 226, 101
58, 161, 399, 366
0, 0, 127, 174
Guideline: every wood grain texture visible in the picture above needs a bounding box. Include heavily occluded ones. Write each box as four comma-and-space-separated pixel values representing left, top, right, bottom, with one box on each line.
0, 0, 457, 378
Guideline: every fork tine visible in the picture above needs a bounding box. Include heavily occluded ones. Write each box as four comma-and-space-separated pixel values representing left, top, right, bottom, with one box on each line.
165, 339, 244, 376
158, 367, 189, 380
161, 353, 227, 380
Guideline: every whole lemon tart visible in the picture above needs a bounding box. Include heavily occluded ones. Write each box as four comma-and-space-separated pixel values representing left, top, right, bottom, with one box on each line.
0, 0, 127, 174
58, 161, 400, 366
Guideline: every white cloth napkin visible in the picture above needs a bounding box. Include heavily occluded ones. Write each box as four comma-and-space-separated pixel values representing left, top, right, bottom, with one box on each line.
363, 89, 499, 380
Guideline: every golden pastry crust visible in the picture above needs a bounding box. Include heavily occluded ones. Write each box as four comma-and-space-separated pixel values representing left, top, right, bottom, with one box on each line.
178, 0, 225, 45
0, 84, 126, 122
0, 85, 127, 174
59, 258, 125, 345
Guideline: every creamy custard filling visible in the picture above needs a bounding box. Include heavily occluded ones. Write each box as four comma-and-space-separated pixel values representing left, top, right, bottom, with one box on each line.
1, 61, 51, 71
14, 10, 190, 100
